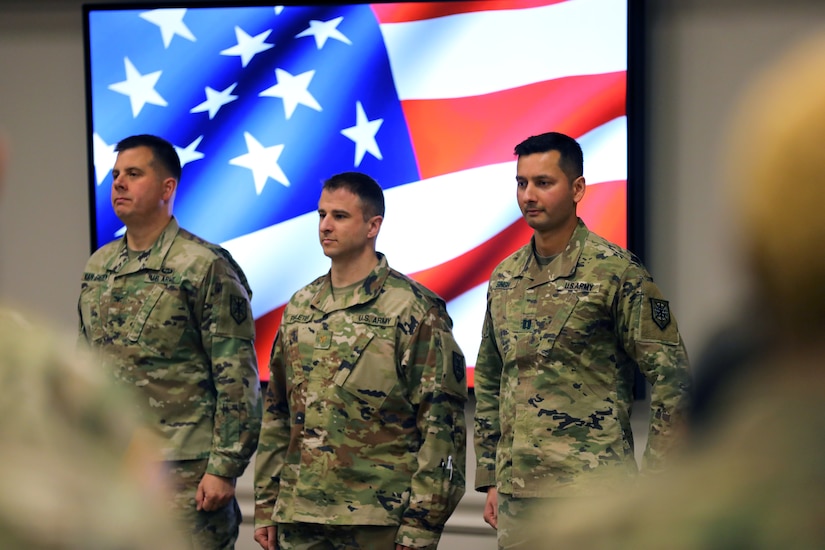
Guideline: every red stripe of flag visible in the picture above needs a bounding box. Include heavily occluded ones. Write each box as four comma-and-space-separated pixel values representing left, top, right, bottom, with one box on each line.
401, 72, 626, 180
371, 0, 569, 24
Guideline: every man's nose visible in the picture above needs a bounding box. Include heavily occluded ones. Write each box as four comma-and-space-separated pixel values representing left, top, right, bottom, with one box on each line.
319, 214, 331, 231
521, 181, 536, 201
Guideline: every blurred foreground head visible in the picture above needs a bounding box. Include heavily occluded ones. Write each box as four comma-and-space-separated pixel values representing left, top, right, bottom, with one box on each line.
725, 32, 825, 337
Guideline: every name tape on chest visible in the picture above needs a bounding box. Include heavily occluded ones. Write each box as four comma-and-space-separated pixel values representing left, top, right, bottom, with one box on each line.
146, 273, 181, 285
559, 281, 600, 293
83, 272, 109, 282
355, 314, 395, 327
285, 314, 313, 324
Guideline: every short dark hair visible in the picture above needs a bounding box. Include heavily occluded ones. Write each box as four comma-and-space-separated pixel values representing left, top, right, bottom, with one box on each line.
514, 132, 583, 183
322, 171, 385, 220
115, 134, 182, 182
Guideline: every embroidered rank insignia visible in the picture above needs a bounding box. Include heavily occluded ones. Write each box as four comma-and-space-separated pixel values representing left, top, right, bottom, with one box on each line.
650, 298, 671, 330
316, 330, 331, 350
230, 295, 248, 325
452, 351, 465, 383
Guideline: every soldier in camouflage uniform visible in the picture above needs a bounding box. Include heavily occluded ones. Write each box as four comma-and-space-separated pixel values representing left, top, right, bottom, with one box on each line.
77, 134, 263, 550
473, 132, 691, 548
254, 172, 467, 550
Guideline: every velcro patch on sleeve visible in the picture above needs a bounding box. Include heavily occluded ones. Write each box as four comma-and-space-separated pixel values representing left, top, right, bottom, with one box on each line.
216, 285, 255, 340
439, 330, 468, 401
639, 281, 680, 345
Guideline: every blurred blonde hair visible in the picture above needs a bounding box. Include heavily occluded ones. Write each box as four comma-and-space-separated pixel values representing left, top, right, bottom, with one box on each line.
725, 32, 825, 335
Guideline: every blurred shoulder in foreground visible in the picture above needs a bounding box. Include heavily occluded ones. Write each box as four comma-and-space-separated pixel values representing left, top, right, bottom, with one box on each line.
0, 307, 186, 549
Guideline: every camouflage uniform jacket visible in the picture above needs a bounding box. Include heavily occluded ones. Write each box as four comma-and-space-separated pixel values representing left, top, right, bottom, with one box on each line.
474, 219, 690, 497
78, 217, 262, 478
254, 253, 467, 548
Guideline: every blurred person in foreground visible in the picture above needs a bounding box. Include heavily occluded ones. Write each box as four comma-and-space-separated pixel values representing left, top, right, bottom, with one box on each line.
0, 135, 185, 548
0, 310, 189, 549
78, 134, 262, 549
254, 172, 467, 550
535, 32, 825, 549
473, 131, 691, 549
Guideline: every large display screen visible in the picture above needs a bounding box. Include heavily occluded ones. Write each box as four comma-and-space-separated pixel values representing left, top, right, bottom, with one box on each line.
84, 0, 635, 385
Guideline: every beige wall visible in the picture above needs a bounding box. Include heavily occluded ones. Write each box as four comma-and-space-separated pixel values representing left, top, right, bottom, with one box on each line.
2, 1, 825, 548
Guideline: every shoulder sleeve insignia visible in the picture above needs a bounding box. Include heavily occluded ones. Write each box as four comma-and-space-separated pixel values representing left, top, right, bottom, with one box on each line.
230, 294, 248, 325
650, 298, 671, 330
452, 350, 465, 383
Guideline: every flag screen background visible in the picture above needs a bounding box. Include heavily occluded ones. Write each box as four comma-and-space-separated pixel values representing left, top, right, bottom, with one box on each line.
84, 0, 634, 385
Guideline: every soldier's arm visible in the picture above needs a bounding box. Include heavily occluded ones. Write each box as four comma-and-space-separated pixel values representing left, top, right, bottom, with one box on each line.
77, 301, 89, 345
472, 299, 502, 491
396, 304, 468, 549
254, 328, 291, 529
617, 266, 691, 472
200, 258, 263, 479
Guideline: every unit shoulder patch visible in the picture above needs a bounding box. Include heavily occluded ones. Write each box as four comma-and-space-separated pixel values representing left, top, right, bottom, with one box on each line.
230, 294, 248, 325
650, 298, 671, 330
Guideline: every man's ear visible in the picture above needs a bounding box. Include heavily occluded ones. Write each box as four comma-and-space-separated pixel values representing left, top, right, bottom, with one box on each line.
367, 215, 383, 239
572, 176, 586, 204
162, 177, 177, 201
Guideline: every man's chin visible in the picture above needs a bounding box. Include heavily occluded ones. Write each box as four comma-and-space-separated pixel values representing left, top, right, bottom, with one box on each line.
113, 210, 132, 224
522, 216, 542, 230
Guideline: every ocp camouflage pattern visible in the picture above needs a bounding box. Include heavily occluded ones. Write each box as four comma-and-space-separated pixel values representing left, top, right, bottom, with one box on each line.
78, 217, 262, 479
255, 253, 467, 548
474, 219, 690, 497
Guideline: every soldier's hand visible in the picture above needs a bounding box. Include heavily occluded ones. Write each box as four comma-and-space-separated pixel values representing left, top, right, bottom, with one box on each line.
196, 472, 235, 512
254, 526, 277, 550
483, 487, 498, 529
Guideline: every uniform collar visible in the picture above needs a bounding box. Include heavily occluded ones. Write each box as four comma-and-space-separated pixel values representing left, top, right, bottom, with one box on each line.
311, 252, 390, 313
520, 218, 589, 288
105, 217, 181, 275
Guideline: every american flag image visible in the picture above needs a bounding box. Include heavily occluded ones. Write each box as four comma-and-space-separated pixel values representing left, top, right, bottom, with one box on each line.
85, 0, 628, 383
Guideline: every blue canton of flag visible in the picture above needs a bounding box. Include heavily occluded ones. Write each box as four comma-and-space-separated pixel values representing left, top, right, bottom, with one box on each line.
88, 5, 419, 247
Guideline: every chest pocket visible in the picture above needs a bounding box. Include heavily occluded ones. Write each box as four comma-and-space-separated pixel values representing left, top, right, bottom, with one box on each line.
126, 285, 189, 359
126, 286, 164, 343
333, 329, 398, 410
535, 292, 579, 357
